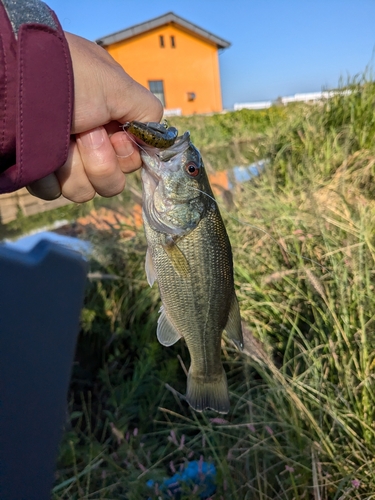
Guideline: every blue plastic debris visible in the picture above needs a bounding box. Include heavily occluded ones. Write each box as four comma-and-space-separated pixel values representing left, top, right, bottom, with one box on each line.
1, 230, 92, 257
232, 160, 266, 184
147, 460, 216, 498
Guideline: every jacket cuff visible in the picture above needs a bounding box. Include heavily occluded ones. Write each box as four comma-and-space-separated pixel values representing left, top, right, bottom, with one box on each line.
0, 3, 73, 193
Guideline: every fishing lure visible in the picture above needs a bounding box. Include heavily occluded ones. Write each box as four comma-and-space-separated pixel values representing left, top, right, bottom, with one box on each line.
123, 120, 178, 149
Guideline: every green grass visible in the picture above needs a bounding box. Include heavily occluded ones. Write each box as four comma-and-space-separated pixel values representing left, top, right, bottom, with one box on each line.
167, 106, 287, 151
51, 76, 375, 498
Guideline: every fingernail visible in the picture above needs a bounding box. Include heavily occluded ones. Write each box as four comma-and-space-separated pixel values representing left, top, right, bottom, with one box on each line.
78, 127, 105, 149
116, 134, 134, 158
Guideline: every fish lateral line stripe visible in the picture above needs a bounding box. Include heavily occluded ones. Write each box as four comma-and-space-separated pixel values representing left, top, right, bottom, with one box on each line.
202, 265, 213, 378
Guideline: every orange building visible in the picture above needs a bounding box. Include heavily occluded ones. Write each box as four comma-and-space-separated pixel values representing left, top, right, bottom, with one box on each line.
96, 12, 230, 116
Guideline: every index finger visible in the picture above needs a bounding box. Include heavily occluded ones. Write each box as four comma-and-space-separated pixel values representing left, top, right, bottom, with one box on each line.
110, 130, 143, 174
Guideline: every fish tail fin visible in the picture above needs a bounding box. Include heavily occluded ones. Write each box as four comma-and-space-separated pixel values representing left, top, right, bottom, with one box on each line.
186, 369, 230, 414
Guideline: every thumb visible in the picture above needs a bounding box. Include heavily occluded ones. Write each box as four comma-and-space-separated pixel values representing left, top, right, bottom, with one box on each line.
27, 173, 62, 200
110, 76, 164, 125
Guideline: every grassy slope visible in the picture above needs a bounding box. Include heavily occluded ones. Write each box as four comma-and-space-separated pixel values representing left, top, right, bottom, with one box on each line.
54, 81, 375, 499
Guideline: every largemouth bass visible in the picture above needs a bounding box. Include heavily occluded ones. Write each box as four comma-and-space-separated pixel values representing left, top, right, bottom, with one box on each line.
130, 122, 243, 413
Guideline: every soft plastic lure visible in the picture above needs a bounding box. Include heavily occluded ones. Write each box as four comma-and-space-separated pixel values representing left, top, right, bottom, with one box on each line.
123, 121, 178, 149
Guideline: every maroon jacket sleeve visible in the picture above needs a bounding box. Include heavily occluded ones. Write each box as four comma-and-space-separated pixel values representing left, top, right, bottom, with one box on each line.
0, 0, 73, 193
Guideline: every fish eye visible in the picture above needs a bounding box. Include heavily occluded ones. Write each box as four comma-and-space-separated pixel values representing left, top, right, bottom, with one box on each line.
185, 162, 200, 177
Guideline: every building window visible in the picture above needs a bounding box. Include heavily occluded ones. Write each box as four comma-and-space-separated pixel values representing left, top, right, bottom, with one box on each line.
159, 35, 164, 48
187, 92, 196, 102
171, 36, 175, 48
149, 80, 165, 107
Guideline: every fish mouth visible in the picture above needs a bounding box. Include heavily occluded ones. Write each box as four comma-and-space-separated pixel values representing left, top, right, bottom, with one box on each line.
141, 132, 191, 176
140, 131, 202, 236
140, 130, 192, 220
157, 131, 191, 162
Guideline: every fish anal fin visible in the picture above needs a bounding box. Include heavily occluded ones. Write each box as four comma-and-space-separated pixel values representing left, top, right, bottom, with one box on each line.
157, 306, 182, 347
224, 293, 244, 351
186, 368, 230, 414
145, 247, 157, 287
162, 243, 190, 278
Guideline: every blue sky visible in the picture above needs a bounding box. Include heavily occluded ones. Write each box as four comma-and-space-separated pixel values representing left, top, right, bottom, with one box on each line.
47, 0, 375, 109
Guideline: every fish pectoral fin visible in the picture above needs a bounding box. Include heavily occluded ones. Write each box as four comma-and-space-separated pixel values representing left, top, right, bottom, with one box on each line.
145, 247, 157, 287
157, 306, 182, 346
224, 293, 244, 351
162, 242, 190, 278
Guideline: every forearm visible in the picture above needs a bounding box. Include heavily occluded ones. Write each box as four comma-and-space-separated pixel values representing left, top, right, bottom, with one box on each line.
0, 0, 73, 193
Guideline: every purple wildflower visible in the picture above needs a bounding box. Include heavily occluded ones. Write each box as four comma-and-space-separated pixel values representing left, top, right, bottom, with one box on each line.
209, 417, 229, 425
198, 455, 204, 474
178, 434, 185, 450
137, 462, 146, 472
351, 479, 361, 489
169, 430, 179, 446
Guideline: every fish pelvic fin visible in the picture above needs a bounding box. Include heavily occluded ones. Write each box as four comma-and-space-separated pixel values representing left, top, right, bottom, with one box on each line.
162, 242, 190, 278
157, 306, 182, 347
224, 293, 244, 351
145, 247, 157, 287
186, 368, 230, 414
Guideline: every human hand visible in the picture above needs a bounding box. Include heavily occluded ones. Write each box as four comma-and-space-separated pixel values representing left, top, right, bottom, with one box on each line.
27, 32, 163, 202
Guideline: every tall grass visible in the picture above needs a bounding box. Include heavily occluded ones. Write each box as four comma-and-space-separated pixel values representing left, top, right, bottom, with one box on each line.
229, 178, 375, 497
265, 77, 375, 191
168, 106, 287, 150
54, 76, 375, 498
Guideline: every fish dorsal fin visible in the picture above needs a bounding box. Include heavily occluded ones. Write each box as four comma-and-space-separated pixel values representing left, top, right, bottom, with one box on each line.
157, 306, 182, 346
162, 242, 190, 278
224, 294, 244, 351
145, 247, 157, 287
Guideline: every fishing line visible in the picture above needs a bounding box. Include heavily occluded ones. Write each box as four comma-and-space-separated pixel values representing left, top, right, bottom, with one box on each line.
190, 186, 329, 273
